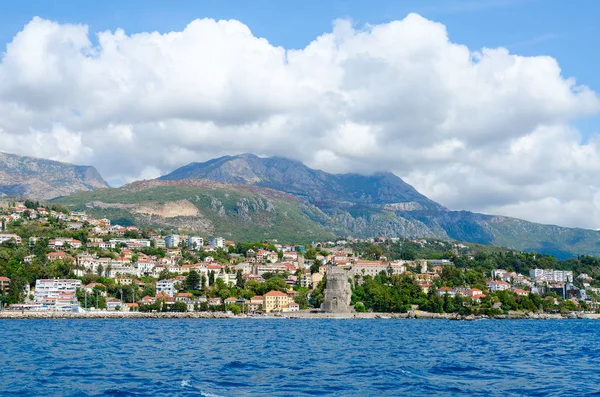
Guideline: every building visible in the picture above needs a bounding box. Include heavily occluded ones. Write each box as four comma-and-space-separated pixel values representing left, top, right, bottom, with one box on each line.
0, 234, 21, 245
109, 238, 151, 249
248, 296, 263, 312
187, 236, 204, 250
487, 280, 511, 292
350, 261, 405, 278
156, 279, 176, 297
106, 298, 122, 311
437, 287, 455, 297
165, 235, 182, 248
151, 237, 166, 248
300, 273, 313, 289
263, 290, 291, 313
33, 279, 82, 311
0, 276, 10, 293
48, 238, 82, 250
529, 269, 573, 283
311, 272, 324, 288
209, 237, 225, 249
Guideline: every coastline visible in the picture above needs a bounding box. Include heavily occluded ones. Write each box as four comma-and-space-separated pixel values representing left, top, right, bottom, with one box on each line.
1, 310, 599, 320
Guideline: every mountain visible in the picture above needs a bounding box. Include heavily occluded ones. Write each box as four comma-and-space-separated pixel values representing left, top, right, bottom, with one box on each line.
57, 179, 335, 243
0, 151, 109, 200
154, 154, 600, 258
160, 153, 444, 211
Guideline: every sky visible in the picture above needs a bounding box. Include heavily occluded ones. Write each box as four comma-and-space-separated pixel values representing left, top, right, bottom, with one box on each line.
0, 0, 599, 229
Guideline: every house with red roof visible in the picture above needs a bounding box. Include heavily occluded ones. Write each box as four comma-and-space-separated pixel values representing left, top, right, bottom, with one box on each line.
263, 290, 291, 313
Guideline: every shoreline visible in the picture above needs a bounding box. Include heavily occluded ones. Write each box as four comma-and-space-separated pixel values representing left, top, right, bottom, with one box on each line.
1, 310, 599, 320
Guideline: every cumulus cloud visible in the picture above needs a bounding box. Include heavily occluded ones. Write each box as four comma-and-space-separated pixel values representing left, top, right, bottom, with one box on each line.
1, 14, 600, 228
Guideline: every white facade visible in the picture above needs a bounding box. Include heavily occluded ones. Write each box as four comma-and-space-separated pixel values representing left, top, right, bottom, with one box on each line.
350, 261, 405, 278
487, 280, 511, 292
209, 237, 225, 248
34, 279, 81, 311
529, 269, 573, 283
110, 238, 151, 249
0, 234, 22, 244
156, 280, 176, 297
187, 236, 204, 250
165, 235, 182, 248
151, 237, 166, 248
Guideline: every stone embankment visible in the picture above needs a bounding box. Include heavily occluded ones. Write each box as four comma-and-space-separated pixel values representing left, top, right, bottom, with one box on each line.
285, 310, 600, 320
1, 310, 599, 320
0, 311, 233, 320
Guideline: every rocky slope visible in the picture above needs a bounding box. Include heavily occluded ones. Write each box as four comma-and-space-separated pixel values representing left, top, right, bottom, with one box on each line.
57, 179, 336, 242
0, 152, 109, 200
160, 153, 444, 211
156, 154, 600, 258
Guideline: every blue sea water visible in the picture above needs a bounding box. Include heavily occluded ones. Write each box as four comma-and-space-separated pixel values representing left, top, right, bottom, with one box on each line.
0, 319, 599, 397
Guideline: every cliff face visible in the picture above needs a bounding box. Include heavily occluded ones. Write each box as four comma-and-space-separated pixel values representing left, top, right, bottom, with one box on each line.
0, 152, 109, 200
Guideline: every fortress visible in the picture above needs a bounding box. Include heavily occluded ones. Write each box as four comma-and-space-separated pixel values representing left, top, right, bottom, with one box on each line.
321, 268, 353, 313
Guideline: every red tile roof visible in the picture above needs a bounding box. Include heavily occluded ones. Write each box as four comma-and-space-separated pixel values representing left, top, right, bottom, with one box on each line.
265, 290, 288, 297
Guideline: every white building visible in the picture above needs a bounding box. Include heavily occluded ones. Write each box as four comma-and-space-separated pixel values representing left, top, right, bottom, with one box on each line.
136, 261, 156, 275
349, 261, 405, 278
165, 235, 182, 248
529, 269, 573, 283
187, 236, 204, 250
34, 279, 81, 311
209, 237, 225, 249
156, 279, 176, 297
151, 237, 166, 248
487, 280, 511, 292
109, 238, 151, 249
0, 234, 21, 244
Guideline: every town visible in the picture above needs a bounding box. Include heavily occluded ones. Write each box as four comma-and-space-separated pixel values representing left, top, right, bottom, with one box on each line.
0, 199, 599, 316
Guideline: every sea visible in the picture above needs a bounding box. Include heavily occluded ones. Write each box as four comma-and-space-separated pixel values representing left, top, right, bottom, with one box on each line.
1, 319, 598, 396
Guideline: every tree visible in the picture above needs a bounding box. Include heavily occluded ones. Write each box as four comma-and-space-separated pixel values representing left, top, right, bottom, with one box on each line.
158, 269, 170, 281
171, 301, 188, 312
208, 270, 215, 286
229, 304, 242, 315
310, 261, 321, 274
201, 274, 207, 290
400, 247, 417, 261
311, 276, 327, 308
367, 244, 383, 260
236, 269, 245, 289
185, 270, 200, 290
294, 291, 309, 310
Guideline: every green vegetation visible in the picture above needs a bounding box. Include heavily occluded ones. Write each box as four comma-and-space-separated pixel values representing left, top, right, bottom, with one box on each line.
56, 184, 335, 243
351, 271, 588, 315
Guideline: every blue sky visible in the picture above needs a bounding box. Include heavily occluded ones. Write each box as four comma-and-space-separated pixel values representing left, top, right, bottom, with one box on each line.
1, 0, 598, 136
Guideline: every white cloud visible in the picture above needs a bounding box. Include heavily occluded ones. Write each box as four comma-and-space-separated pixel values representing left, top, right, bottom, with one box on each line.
1, 14, 600, 228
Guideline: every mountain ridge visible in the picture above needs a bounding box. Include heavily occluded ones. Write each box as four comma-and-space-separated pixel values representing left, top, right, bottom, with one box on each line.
153, 153, 600, 258
3, 150, 596, 258
160, 153, 445, 211
0, 151, 109, 200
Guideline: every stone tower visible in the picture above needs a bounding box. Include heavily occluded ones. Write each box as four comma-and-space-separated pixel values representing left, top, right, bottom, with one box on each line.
321, 268, 353, 313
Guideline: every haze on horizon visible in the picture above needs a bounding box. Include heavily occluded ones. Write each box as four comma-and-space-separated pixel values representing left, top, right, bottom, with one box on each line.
0, 1, 599, 230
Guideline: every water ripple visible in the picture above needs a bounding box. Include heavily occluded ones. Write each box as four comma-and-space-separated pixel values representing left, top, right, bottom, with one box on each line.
0, 319, 599, 396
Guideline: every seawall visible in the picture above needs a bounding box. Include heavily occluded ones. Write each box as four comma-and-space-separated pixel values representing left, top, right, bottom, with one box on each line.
1, 310, 599, 320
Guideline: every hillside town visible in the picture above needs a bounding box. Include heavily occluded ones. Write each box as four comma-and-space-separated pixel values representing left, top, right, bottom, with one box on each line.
1, 200, 599, 315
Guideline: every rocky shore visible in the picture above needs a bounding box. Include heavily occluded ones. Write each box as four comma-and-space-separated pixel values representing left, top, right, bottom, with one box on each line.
1, 310, 599, 320
285, 310, 600, 320
0, 311, 234, 319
